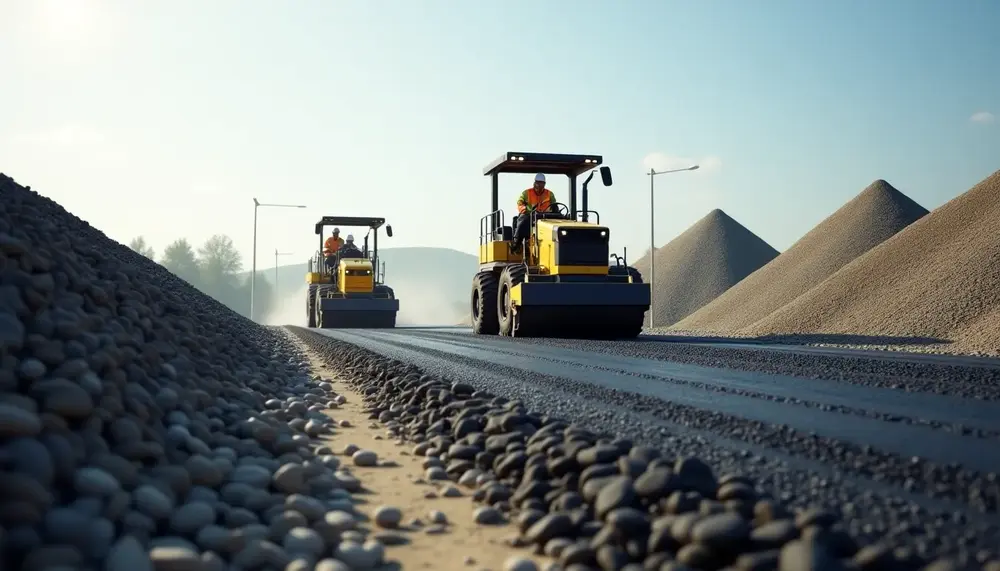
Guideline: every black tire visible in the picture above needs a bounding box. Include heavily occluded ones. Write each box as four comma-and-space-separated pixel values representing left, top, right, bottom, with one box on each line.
471, 271, 500, 335
609, 264, 643, 284
373, 284, 395, 299
307, 285, 317, 328
498, 265, 526, 336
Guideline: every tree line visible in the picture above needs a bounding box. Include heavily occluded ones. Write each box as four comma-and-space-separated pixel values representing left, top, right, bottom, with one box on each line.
127, 234, 275, 320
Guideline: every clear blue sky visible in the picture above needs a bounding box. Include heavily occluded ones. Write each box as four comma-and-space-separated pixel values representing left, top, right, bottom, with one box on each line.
1, 0, 997, 270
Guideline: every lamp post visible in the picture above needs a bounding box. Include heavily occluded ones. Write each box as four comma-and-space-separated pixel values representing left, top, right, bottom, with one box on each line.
646, 164, 699, 329
274, 249, 293, 300
252, 198, 306, 322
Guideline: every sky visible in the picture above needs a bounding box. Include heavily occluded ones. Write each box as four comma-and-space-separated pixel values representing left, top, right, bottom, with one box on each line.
1, 0, 998, 274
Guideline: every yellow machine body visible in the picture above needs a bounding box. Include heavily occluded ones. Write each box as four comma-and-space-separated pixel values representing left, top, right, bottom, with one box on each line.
338, 258, 375, 294
471, 151, 650, 339
305, 215, 399, 329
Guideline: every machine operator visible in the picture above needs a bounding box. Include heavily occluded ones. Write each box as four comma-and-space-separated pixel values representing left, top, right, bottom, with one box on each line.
323, 227, 345, 272
512, 173, 558, 252
339, 234, 364, 259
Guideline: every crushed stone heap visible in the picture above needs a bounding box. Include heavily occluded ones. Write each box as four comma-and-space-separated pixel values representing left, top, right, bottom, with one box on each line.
0, 173, 380, 569
675, 180, 928, 332
632, 209, 779, 327
747, 169, 1000, 355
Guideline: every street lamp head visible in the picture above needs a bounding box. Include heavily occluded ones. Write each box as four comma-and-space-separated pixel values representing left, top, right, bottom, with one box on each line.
688, 165, 700, 171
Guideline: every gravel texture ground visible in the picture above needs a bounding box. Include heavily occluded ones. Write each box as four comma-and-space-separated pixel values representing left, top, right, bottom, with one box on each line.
738, 169, 1000, 357
631, 209, 779, 328
1, 174, 515, 571
299, 326, 1000, 571
674, 180, 928, 333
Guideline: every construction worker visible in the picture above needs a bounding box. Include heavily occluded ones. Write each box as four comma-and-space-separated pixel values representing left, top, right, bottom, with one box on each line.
324, 227, 345, 256
512, 173, 558, 252
323, 227, 345, 272
339, 234, 364, 259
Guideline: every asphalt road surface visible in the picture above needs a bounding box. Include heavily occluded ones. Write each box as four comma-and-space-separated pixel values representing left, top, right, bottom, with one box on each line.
312, 325, 1000, 560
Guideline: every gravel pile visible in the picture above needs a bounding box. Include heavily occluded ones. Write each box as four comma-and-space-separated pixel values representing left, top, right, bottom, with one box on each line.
632, 209, 779, 327
746, 169, 1000, 356
0, 174, 391, 570
674, 180, 928, 333
292, 327, 992, 571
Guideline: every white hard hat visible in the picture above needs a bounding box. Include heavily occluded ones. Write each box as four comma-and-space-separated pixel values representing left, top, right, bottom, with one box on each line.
332, 227, 340, 233
534, 173, 546, 183
346, 234, 354, 242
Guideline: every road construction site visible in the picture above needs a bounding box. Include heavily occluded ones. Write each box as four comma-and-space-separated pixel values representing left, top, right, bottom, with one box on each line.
3, 153, 1000, 571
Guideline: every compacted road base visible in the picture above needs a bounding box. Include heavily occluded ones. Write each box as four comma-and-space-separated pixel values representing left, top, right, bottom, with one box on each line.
291, 325, 1000, 571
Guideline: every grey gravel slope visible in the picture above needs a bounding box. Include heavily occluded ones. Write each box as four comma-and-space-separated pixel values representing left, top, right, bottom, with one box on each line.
0, 173, 392, 570
632, 209, 779, 327
303, 325, 1000, 569
674, 180, 929, 332
748, 169, 1000, 356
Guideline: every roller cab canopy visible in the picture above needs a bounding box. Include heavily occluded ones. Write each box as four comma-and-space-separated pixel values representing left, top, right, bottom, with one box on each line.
483, 152, 603, 178
314, 216, 388, 235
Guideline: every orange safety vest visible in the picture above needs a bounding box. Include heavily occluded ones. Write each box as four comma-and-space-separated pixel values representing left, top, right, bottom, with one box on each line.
517, 187, 555, 215
324, 236, 344, 256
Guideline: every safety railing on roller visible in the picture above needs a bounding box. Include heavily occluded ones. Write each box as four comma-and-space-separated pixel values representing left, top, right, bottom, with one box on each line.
479, 209, 506, 246
575, 210, 601, 224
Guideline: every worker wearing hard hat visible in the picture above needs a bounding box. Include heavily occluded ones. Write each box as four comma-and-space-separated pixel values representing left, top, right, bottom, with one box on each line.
339, 234, 364, 259
512, 173, 558, 252
324, 227, 345, 257
323, 227, 345, 273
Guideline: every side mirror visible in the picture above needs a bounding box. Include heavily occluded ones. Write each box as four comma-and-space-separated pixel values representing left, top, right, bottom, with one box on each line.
600, 166, 613, 186
386, 225, 393, 237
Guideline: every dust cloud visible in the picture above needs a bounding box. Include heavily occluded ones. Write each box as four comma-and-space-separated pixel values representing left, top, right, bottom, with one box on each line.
392, 280, 467, 326
262, 285, 308, 327
260, 281, 467, 327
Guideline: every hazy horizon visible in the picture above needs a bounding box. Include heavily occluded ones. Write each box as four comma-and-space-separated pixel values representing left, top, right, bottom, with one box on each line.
2, 0, 997, 269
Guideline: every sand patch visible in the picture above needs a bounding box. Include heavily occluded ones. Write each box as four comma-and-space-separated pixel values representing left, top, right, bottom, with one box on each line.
295, 338, 550, 571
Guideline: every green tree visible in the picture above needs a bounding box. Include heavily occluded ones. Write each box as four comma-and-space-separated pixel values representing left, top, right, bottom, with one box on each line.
231, 272, 274, 320
160, 238, 201, 285
128, 236, 155, 259
197, 234, 243, 295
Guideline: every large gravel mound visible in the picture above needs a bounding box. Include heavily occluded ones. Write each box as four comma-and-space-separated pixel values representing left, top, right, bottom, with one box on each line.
633, 209, 779, 327
674, 180, 928, 332
0, 173, 381, 569
747, 169, 1000, 355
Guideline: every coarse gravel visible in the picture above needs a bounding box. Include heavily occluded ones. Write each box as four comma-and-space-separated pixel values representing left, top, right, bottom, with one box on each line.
293, 327, 1000, 571
743, 169, 1000, 357
0, 174, 395, 570
631, 209, 780, 328
674, 179, 929, 333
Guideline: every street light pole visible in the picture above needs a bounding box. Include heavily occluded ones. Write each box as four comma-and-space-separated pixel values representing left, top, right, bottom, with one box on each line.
646, 164, 700, 329
252, 198, 307, 322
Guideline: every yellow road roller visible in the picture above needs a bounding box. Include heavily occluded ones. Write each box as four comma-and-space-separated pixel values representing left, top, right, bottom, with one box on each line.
306, 216, 399, 329
471, 152, 650, 338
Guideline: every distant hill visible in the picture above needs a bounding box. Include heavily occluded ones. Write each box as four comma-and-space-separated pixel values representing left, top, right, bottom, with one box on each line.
746, 169, 1000, 355
245, 247, 478, 326
633, 209, 779, 327
674, 180, 928, 332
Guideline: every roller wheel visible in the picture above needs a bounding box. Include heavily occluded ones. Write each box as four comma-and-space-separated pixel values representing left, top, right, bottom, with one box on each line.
471, 271, 499, 335
374, 284, 395, 299
610, 264, 643, 283
498, 265, 526, 336
307, 285, 317, 328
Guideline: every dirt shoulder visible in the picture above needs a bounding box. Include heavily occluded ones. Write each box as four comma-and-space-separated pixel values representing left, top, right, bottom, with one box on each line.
296, 337, 551, 571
